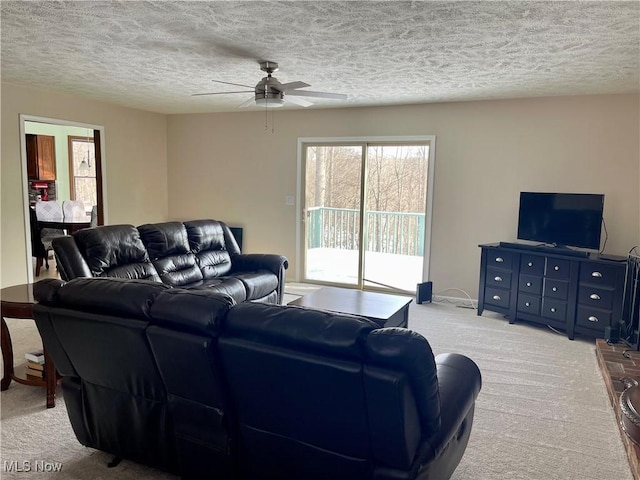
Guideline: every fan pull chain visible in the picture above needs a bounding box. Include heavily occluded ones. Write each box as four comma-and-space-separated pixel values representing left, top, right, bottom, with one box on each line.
271, 108, 275, 134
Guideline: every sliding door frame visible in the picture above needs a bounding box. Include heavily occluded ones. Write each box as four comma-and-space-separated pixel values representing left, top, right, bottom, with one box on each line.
296, 135, 436, 289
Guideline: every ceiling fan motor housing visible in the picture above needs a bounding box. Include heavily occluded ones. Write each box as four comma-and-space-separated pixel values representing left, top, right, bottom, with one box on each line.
255, 76, 284, 101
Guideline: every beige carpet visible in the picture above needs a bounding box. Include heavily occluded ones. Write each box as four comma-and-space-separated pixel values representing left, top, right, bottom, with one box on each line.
0, 294, 632, 479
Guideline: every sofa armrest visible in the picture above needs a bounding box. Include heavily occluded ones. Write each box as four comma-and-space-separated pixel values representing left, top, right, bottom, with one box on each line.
230, 254, 289, 304
230, 254, 289, 276
414, 353, 481, 475
52, 236, 92, 281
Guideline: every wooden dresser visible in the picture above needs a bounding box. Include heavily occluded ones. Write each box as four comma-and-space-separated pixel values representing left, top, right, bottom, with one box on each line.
478, 243, 626, 339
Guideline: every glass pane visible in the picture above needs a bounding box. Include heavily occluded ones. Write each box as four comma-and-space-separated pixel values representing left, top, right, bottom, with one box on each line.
72, 140, 96, 177
363, 145, 428, 291
304, 145, 362, 285
74, 177, 97, 208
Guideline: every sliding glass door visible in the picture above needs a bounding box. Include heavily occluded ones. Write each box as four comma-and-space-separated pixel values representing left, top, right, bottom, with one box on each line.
301, 139, 432, 292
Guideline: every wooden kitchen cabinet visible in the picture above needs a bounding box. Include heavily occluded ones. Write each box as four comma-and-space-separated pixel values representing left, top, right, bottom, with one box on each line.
26, 134, 56, 180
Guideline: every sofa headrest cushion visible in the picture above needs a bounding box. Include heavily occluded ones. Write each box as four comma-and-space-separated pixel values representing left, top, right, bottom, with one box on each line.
73, 225, 150, 276
38, 277, 170, 319
150, 288, 235, 335
224, 303, 378, 360
184, 220, 226, 253
138, 222, 190, 260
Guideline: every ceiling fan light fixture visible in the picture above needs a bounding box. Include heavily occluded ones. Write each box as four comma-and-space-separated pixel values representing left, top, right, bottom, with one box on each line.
255, 93, 284, 108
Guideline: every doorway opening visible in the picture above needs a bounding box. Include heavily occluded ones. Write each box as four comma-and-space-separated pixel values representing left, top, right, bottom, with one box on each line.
20, 115, 107, 283
298, 136, 435, 293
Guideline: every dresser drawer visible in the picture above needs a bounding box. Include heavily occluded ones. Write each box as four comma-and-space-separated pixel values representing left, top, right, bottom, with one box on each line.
541, 298, 567, 322
488, 250, 514, 269
520, 254, 544, 276
519, 274, 542, 295
486, 267, 512, 288
484, 287, 510, 309
544, 279, 569, 300
576, 305, 612, 330
579, 263, 623, 287
545, 258, 571, 280
578, 286, 614, 310
517, 294, 541, 316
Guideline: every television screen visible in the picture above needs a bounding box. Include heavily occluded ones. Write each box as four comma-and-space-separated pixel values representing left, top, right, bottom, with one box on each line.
517, 192, 604, 250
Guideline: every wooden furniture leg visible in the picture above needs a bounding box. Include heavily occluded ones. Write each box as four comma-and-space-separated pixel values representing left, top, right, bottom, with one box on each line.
1, 316, 15, 391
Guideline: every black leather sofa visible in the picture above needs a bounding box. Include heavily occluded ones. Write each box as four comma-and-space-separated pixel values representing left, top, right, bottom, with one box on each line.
51, 219, 288, 304
33, 277, 482, 480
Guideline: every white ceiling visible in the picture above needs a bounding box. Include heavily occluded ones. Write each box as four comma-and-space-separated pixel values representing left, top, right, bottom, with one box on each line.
2, 1, 639, 114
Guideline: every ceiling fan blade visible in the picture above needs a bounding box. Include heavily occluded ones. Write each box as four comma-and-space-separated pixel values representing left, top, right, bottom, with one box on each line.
191, 90, 254, 96
239, 96, 257, 108
285, 95, 314, 107
211, 79, 256, 89
287, 90, 347, 100
277, 81, 311, 91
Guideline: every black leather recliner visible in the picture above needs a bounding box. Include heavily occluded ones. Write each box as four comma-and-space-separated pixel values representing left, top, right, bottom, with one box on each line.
52, 219, 288, 304
33, 277, 481, 480
217, 302, 481, 480
32, 277, 181, 473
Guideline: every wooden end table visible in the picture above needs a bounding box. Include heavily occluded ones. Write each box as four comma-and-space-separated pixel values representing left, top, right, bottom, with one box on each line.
288, 286, 413, 327
1, 283, 58, 408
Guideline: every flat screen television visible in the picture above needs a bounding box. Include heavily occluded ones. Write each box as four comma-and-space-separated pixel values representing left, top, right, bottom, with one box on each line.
517, 192, 604, 250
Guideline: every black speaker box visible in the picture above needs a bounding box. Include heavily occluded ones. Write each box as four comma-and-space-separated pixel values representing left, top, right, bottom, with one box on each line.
416, 281, 433, 304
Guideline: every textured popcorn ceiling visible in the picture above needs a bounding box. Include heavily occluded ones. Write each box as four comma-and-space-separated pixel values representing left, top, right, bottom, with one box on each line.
1, 1, 639, 114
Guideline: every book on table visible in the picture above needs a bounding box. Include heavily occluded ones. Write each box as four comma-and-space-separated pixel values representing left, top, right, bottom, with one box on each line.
25, 349, 44, 364
27, 360, 44, 371
26, 360, 44, 376
25, 350, 45, 378
25, 366, 44, 379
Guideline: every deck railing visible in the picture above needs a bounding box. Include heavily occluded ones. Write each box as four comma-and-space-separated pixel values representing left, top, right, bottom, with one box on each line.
307, 206, 425, 256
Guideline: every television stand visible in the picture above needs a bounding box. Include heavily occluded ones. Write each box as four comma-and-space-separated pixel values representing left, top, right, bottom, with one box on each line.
478, 243, 626, 340
498, 241, 589, 258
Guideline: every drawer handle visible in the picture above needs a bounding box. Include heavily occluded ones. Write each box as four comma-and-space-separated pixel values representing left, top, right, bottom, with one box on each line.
550, 307, 557, 313
591, 271, 602, 278
492, 295, 501, 301
554, 265, 560, 271
590, 293, 601, 300
526, 282, 532, 287
525, 302, 531, 307
552, 287, 558, 292
588, 315, 599, 323
494, 276, 503, 282
495, 257, 504, 263
527, 262, 533, 267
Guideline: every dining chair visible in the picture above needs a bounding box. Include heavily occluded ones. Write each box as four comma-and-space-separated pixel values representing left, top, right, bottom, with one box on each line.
35, 200, 66, 261
29, 207, 48, 276
62, 200, 85, 218
35, 200, 63, 221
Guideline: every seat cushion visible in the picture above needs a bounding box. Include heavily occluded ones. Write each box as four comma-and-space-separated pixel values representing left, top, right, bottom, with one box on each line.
188, 277, 247, 304
232, 271, 278, 301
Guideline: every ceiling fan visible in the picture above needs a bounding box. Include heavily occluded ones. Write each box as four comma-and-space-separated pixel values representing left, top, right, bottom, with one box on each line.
193, 61, 347, 108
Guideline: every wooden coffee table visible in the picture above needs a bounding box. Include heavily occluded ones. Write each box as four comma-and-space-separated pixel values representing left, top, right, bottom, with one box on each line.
1, 283, 58, 408
288, 286, 412, 327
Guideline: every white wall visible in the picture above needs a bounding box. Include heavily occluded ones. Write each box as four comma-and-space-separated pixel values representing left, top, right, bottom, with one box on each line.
167, 94, 640, 298
1, 83, 169, 288
3, 85, 638, 297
